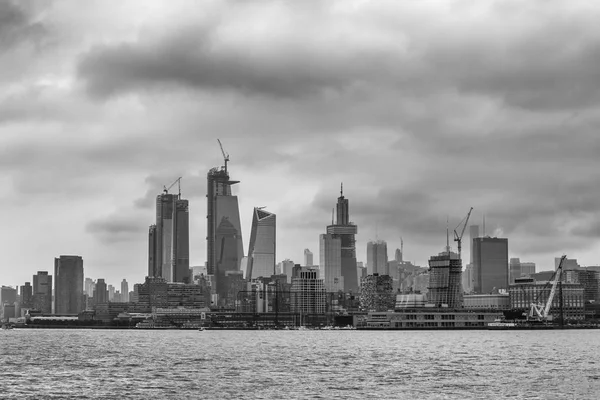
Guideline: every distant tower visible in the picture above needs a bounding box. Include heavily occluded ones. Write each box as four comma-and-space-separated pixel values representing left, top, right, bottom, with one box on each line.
325, 183, 359, 292
246, 208, 276, 280
367, 240, 388, 275
54, 255, 84, 314
94, 279, 108, 304
121, 279, 129, 303
469, 225, 479, 266
320, 234, 343, 292
32, 271, 52, 314
304, 249, 314, 267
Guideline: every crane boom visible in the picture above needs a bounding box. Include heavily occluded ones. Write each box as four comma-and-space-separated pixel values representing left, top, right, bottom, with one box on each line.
453, 207, 473, 260
217, 139, 229, 172
163, 177, 182, 199
528, 254, 566, 321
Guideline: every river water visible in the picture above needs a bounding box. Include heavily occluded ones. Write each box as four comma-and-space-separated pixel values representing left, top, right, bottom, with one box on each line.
1, 329, 599, 399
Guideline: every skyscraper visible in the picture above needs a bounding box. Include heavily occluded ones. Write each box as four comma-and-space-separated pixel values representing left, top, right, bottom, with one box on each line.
207, 162, 244, 283
469, 225, 480, 265
304, 249, 314, 266
54, 255, 84, 314
20, 282, 33, 309
33, 271, 52, 314
367, 240, 388, 275
326, 184, 359, 292
149, 191, 190, 283
247, 208, 276, 280
473, 237, 508, 294
94, 279, 108, 304
428, 250, 463, 308
121, 279, 129, 303
320, 234, 343, 292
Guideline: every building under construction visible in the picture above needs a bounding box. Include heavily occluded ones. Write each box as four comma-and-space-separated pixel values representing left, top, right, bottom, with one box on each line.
428, 251, 463, 308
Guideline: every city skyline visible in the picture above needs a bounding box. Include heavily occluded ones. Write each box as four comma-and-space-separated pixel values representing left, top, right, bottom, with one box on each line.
3, 1, 600, 288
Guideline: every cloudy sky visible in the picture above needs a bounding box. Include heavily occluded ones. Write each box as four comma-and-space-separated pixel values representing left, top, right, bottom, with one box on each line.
2, 0, 600, 288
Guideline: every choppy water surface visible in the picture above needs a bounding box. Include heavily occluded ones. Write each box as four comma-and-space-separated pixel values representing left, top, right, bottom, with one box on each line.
1, 329, 599, 399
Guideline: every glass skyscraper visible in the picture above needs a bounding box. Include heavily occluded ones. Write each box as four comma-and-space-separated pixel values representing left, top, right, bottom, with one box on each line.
54, 255, 84, 314
246, 208, 276, 280
473, 237, 509, 294
148, 192, 189, 283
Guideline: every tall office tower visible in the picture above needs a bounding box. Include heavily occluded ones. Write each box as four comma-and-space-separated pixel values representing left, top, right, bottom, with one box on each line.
280, 259, 295, 283
469, 225, 479, 265
304, 249, 314, 266
428, 250, 463, 308
207, 163, 244, 286
94, 279, 108, 304
108, 285, 115, 301
121, 279, 129, 303
247, 208, 276, 280
0, 287, 17, 317
214, 218, 242, 303
462, 264, 474, 294
32, 271, 52, 314
20, 282, 33, 309
150, 192, 191, 283
54, 255, 84, 314
367, 240, 388, 275
148, 224, 158, 277
472, 237, 508, 294
395, 248, 403, 263
326, 185, 359, 292
320, 234, 343, 292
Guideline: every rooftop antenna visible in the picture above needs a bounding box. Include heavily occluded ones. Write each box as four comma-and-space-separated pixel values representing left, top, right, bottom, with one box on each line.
340, 182, 343, 197
483, 214, 486, 237
446, 216, 450, 254
401, 237, 404, 255
332, 208, 334, 225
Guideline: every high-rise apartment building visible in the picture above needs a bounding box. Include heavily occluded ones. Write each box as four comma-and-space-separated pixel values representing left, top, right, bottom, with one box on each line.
472, 237, 508, 294
428, 251, 463, 308
325, 185, 358, 292
207, 162, 244, 289
121, 279, 129, 303
367, 240, 388, 276
304, 249, 314, 266
290, 266, 326, 315
54, 255, 84, 314
149, 191, 190, 283
33, 271, 52, 314
320, 234, 343, 292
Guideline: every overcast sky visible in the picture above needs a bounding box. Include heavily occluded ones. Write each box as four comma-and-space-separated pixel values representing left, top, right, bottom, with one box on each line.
2, 0, 600, 289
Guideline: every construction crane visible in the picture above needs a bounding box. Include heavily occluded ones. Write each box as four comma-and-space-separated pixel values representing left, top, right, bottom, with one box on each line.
453, 207, 473, 260
528, 255, 566, 322
163, 176, 182, 199
217, 139, 229, 172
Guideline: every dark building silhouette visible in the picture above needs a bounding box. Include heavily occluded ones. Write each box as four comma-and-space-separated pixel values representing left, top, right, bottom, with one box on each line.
215, 217, 242, 304
326, 184, 358, 292
32, 271, 52, 314
94, 279, 109, 304
20, 282, 33, 309
207, 162, 243, 289
54, 255, 84, 314
473, 237, 508, 294
149, 192, 190, 283
428, 251, 463, 308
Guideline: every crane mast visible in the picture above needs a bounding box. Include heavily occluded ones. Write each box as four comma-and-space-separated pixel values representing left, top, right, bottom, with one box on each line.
453, 207, 473, 260
528, 255, 566, 321
163, 176, 182, 199
217, 139, 229, 172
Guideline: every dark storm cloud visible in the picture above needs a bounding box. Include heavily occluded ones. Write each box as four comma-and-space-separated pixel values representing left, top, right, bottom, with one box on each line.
86, 214, 146, 244
0, 0, 46, 49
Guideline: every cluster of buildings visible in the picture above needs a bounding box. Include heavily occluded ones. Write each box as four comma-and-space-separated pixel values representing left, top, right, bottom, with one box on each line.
2, 151, 600, 329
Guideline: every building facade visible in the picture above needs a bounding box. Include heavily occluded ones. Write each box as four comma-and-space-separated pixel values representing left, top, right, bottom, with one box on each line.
359, 274, 395, 312
509, 278, 585, 320
320, 234, 343, 292
121, 279, 129, 303
367, 240, 388, 276
472, 237, 508, 294
246, 208, 276, 280
290, 266, 326, 315
304, 249, 313, 266
94, 279, 109, 304
54, 255, 84, 314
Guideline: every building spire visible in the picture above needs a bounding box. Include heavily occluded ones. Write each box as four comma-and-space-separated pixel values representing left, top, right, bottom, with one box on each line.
340, 182, 343, 197
446, 216, 450, 254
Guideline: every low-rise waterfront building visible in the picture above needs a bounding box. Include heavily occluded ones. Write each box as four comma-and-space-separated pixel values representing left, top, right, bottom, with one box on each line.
463, 294, 510, 310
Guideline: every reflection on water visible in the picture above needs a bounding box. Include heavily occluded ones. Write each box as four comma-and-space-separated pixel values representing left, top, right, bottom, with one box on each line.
1, 329, 599, 399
